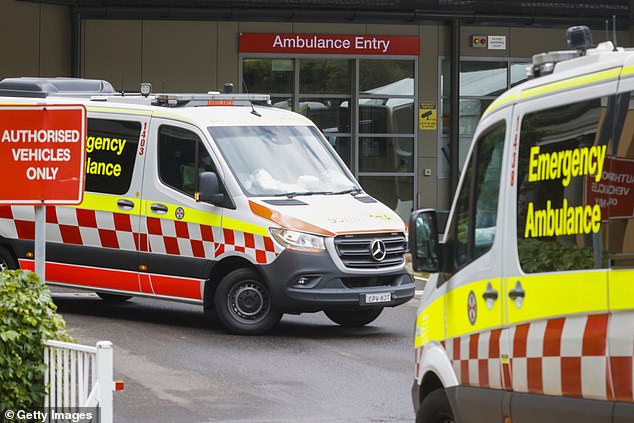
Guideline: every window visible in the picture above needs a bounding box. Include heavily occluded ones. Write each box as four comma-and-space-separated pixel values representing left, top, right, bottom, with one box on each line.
299, 59, 351, 94
85, 118, 141, 195
517, 98, 609, 273
604, 91, 634, 269
439, 58, 530, 175
208, 125, 357, 197
359, 59, 416, 221
157, 125, 216, 197
242, 59, 293, 94
449, 121, 505, 270
242, 56, 417, 221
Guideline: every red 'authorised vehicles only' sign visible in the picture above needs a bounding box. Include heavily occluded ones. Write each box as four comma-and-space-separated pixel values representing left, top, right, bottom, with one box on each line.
0, 105, 87, 204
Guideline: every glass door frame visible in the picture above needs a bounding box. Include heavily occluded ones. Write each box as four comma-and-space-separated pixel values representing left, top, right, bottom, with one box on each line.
239, 53, 418, 219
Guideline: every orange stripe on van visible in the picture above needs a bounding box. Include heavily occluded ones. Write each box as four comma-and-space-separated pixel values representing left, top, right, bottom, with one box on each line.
249, 201, 335, 236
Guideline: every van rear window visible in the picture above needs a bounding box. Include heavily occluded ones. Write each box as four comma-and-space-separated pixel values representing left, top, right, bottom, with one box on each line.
517, 94, 634, 272
85, 118, 141, 195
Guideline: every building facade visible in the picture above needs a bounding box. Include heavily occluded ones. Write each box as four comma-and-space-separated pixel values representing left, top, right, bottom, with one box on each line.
1, 0, 632, 218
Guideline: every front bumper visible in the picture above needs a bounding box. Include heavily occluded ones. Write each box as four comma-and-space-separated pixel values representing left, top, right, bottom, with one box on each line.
259, 247, 415, 313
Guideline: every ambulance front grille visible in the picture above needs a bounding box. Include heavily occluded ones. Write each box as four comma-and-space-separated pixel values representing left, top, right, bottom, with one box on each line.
333, 233, 406, 269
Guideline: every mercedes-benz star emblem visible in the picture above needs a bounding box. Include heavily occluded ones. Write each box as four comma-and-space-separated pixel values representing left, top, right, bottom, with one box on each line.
370, 239, 387, 262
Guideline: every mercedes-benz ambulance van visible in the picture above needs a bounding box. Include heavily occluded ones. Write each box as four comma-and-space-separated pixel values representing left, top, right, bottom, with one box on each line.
0, 77, 414, 335
409, 27, 634, 422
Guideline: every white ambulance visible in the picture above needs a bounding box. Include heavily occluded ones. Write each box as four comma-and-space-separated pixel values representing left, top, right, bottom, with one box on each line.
0, 78, 414, 335
409, 27, 634, 422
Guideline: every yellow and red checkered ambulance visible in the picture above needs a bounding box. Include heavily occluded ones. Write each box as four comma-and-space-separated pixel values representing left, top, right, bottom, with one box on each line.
409, 27, 634, 422
0, 79, 414, 335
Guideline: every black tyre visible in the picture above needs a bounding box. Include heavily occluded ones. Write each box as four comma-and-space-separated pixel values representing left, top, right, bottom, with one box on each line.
325, 308, 383, 327
416, 389, 454, 423
214, 268, 281, 335
96, 292, 133, 302
0, 246, 17, 271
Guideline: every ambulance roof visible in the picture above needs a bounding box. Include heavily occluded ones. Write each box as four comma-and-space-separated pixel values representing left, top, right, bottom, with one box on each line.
0, 77, 314, 127
482, 41, 634, 119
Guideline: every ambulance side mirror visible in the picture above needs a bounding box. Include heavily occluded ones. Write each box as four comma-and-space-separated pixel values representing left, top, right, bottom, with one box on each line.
409, 209, 444, 273
196, 172, 225, 206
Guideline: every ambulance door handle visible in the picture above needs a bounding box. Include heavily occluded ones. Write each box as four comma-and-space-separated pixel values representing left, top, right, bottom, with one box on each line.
482, 285, 498, 301
150, 203, 168, 214
117, 199, 135, 210
508, 281, 525, 300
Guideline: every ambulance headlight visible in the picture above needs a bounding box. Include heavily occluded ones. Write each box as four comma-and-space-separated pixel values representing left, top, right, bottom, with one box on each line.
270, 228, 325, 252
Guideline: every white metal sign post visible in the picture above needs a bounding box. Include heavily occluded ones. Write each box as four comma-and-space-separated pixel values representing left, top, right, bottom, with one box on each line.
35, 206, 46, 280
0, 105, 86, 282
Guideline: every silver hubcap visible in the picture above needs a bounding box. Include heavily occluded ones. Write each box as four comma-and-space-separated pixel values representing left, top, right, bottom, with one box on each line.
0, 259, 7, 271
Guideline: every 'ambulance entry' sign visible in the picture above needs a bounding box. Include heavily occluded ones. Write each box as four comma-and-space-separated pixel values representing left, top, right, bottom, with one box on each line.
0, 105, 87, 204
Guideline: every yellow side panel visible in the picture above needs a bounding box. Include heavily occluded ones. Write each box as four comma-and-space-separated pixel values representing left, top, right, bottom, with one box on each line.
506, 271, 608, 325
223, 216, 269, 237
73, 192, 140, 215
609, 269, 634, 311
445, 279, 503, 340
415, 296, 445, 348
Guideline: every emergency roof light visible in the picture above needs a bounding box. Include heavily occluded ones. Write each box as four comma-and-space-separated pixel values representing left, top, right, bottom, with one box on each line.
153, 93, 271, 107
529, 26, 597, 79
566, 26, 593, 52
140, 82, 152, 97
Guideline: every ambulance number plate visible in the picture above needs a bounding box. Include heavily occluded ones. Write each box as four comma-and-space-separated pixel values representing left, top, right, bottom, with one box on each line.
363, 292, 391, 304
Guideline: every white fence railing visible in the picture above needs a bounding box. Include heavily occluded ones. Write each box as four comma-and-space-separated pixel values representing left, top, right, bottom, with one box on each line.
44, 340, 114, 423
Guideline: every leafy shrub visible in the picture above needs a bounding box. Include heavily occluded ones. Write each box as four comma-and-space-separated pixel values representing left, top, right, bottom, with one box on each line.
0, 270, 72, 410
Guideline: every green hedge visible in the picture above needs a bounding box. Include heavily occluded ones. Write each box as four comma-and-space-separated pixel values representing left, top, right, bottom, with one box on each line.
0, 270, 72, 410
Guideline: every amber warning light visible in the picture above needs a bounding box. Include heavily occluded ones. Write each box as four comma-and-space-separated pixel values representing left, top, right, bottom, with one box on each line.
208, 99, 234, 106
471, 35, 487, 48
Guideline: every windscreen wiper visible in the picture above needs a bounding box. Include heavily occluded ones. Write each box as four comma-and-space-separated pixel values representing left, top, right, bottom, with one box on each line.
271, 191, 317, 198
272, 191, 340, 198
328, 188, 363, 196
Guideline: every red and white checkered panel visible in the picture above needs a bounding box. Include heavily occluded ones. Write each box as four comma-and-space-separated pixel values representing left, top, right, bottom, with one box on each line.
0, 206, 280, 265
441, 328, 505, 390
143, 217, 279, 264
607, 311, 634, 402
0, 205, 138, 251
416, 313, 634, 402
508, 314, 610, 400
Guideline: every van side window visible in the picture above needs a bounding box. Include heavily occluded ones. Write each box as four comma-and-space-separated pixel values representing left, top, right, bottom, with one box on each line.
517, 97, 610, 273
451, 121, 505, 270
85, 119, 141, 195
158, 125, 216, 197
601, 92, 634, 269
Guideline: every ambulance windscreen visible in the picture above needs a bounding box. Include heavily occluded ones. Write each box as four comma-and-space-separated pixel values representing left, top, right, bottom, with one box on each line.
208, 125, 358, 197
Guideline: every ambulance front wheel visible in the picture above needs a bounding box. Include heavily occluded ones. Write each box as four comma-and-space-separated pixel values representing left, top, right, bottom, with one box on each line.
325, 308, 383, 327
416, 388, 454, 423
0, 246, 17, 271
215, 268, 282, 335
